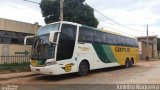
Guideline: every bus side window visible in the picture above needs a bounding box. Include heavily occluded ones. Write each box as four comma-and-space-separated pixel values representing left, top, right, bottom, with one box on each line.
94, 31, 105, 44
78, 27, 93, 43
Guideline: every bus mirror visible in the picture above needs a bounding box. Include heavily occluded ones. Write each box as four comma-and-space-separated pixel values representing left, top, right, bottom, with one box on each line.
24, 36, 34, 45
49, 31, 60, 44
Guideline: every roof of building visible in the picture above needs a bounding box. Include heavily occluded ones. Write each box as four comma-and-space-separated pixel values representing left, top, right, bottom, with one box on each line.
137, 35, 158, 39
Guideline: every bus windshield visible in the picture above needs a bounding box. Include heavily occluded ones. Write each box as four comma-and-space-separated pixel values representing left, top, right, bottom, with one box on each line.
31, 34, 55, 60
37, 23, 60, 35
31, 23, 60, 60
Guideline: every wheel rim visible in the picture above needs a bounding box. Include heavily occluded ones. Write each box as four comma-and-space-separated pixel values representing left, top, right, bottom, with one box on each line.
80, 63, 88, 74
130, 60, 134, 66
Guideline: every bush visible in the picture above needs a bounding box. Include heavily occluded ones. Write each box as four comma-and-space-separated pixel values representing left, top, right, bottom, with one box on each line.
0, 62, 30, 73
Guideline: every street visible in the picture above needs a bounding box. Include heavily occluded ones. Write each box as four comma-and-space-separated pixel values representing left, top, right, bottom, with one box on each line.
1, 60, 160, 84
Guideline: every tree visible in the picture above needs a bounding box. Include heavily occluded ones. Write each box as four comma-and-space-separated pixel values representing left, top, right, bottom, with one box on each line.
40, 0, 99, 27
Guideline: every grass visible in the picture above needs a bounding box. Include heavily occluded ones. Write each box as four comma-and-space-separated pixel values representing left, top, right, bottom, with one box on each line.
0, 62, 30, 73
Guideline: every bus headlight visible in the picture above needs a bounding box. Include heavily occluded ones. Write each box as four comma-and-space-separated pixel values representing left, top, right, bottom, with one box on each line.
45, 61, 57, 66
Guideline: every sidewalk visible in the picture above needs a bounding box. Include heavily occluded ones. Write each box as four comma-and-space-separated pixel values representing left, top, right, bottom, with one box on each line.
140, 59, 160, 62
0, 72, 35, 80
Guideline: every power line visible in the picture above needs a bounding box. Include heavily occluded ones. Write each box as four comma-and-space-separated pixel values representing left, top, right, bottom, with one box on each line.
98, 19, 146, 33
23, 0, 40, 4
84, 2, 146, 33
99, 24, 136, 37
117, 24, 145, 26
24, 0, 145, 35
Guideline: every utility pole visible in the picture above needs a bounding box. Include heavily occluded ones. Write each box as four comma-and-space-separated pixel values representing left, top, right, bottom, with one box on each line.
60, 0, 64, 21
147, 25, 149, 46
146, 25, 149, 60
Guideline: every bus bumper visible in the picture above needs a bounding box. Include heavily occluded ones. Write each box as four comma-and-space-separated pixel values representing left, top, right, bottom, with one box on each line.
30, 65, 59, 75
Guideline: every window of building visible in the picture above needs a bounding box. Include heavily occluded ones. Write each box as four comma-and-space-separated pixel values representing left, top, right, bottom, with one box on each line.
11, 38, 19, 44
0, 30, 34, 45
2, 37, 10, 44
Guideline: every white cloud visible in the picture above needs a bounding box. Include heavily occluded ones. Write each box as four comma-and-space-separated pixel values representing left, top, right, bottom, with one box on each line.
86, 0, 160, 37
0, 0, 44, 25
0, 0, 160, 37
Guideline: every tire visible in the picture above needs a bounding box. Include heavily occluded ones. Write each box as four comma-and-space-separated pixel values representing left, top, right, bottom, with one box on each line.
130, 59, 134, 67
78, 61, 89, 76
125, 59, 130, 68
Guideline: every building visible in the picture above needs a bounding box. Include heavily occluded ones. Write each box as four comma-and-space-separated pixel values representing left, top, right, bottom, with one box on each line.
0, 18, 40, 56
137, 35, 159, 60
157, 38, 160, 58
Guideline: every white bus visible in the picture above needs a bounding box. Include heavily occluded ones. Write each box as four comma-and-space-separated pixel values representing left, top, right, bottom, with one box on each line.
25, 21, 139, 76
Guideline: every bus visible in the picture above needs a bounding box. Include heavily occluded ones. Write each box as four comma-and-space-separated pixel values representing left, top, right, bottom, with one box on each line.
24, 21, 139, 76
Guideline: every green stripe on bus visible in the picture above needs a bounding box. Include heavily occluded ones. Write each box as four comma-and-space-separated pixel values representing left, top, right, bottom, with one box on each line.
93, 44, 110, 63
102, 45, 117, 62
92, 44, 117, 63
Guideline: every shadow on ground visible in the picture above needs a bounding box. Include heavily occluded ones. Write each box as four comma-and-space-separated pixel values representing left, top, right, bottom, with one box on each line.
33, 65, 137, 82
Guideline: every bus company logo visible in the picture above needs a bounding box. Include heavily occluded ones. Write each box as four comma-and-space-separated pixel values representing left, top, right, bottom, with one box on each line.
61, 63, 74, 72
78, 46, 90, 51
115, 47, 130, 52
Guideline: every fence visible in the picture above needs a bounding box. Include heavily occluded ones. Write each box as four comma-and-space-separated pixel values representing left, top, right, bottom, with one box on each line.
0, 55, 31, 64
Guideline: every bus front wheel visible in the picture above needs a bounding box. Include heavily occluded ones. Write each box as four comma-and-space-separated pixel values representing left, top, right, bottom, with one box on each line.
78, 61, 89, 76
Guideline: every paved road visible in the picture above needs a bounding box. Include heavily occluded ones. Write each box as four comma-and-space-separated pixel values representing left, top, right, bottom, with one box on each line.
1, 60, 160, 90
1, 60, 160, 85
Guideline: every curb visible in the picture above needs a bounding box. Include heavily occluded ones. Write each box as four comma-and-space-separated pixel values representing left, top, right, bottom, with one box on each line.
0, 74, 39, 81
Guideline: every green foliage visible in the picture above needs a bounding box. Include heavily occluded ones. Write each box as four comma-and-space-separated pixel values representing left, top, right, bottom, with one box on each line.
157, 38, 160, 51
0, 62, 30, 72
40, 0, 99, 27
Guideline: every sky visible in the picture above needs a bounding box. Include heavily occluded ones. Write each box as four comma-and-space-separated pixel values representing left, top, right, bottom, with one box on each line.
0, 0, 160, 37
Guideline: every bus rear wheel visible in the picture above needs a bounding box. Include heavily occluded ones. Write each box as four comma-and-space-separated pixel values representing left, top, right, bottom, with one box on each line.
125, 59, 130, 68
130, 58, 134, 67
78, 61, 89, 76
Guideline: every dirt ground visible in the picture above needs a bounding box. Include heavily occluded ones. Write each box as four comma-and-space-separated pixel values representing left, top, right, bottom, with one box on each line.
1, 60, 160, 84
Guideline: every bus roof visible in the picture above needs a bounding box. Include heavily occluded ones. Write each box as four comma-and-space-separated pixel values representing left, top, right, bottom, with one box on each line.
48, 21, 137, 39
81, 24, 136, 39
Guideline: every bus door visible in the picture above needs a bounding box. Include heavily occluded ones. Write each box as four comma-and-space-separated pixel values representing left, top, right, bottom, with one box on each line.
56, 24, 78, 73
